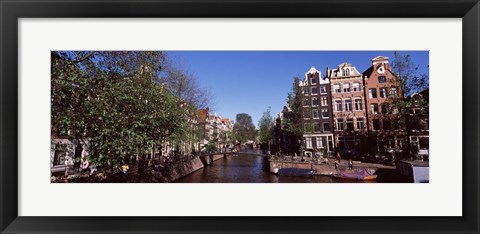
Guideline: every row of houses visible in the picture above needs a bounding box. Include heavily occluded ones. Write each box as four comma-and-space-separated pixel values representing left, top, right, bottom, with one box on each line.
197, 108, 235, 150
276, 56, 429, 159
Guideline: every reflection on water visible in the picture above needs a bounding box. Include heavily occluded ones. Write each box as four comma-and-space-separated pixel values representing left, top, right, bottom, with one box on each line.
176, 154, 370, 183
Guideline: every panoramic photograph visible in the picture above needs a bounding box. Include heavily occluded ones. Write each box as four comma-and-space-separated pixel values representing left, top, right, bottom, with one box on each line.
50, 51, 429, 183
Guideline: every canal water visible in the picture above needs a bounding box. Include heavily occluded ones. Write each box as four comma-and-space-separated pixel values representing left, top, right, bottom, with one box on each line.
176, 153, 373, 183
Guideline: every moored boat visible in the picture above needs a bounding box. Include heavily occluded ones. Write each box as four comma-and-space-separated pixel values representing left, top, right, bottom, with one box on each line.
333, 169, 377, 181
275, 168, 317, 177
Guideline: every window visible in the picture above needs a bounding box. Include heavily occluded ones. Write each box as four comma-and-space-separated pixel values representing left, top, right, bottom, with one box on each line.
381, 103, 389, 114
373, 119, 381, 130
323, 123, 331, 132
312, 109, 319, 119
378, 76, 387, 83
311, 87, 318, 95
53, 145, 66, 166
302, 88, 308, 95
335, 100, 342, 112
320, 86, 327, 94
316, 137, 323, 148
346, 118, 354, 131
343, 83, 350, 92
342, 68, 350, 76
306, 137, 312, 149
314, 123, 321, 132
321, 97, 328, 106
379, 88, 387, 98
312, 97, 319, 106
322, 109, 329, 118
369, 88, 377, 98
303, 109, 311, 119
356, 118, 364, 130
354, 99, 363, 110
390, 87, 398, 97
370, 103, 379, 114
336, 119, 344, 131
383, 119, 392, 130
345, 99, 352, 111
334, 84, 341, 93
311, 77, 317, 85
353, 83, 360, 92
303, 98, 309, 106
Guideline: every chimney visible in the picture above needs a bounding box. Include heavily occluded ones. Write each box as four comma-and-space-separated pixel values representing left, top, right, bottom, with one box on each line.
326, 66, 331, 78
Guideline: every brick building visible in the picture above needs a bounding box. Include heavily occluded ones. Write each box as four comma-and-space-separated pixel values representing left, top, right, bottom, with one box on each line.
297, 67, 335, 154
362, 56, 406, 155
327, 62, 368, 152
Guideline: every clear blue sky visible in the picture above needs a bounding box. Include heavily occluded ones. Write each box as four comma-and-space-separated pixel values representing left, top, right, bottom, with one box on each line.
167, 51, 429, 127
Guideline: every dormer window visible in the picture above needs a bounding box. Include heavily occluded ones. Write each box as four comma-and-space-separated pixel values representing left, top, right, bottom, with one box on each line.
342, 68, 350, 76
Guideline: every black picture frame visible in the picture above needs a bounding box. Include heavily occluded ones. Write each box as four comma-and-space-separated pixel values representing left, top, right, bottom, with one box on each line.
1, 0, 478, 233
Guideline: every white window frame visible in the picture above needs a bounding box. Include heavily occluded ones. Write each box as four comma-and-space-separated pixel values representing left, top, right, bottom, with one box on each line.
306, 137, 313, 149
322, 109, 329, 119
356, 118, 364, 130
316, 137, 323, 148
345, 99, 352, 112
379, 87, 387, 98
335, 100, 342, 112
320, 86, 327, 94
353, 82, 360, 92
336, 119, 344, 131
312, 109, 319, 119
354, 98, 363, 111
343, 83, 350, 92
321, 96, 328, 106
311, 77, 317, 85
311, 86, 318, 95
333, 84, 341, 93
311, 97, 319, 106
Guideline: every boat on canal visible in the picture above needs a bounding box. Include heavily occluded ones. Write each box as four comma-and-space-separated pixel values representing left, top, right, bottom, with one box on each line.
332, 169, 377, 181
274, 168, 317, 177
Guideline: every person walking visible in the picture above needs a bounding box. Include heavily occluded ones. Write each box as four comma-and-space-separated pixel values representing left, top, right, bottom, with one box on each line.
80, 158, 89, 174
348, 159, 353, 170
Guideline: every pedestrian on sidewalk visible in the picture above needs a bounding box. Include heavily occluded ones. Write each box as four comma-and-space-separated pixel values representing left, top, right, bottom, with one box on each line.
80, 158, 89, 174
348, 159, 353, 170
89, 163, 97, 176
334, 159, 339, 170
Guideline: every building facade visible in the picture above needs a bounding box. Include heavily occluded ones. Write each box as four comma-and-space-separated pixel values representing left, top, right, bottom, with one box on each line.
327, 63, 368, 152
362, 56, 405, 156
297, 67, 335, 154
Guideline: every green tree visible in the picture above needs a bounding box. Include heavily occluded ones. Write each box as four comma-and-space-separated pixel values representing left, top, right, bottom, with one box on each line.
390, 52, 429, 159
51, 51, 195, 173
233, 113, 256, 144
257, 107, 274, 145
280, 77, 304, 154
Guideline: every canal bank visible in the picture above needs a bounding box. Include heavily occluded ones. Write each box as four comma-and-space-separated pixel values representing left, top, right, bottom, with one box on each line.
177, 153, 408, 183
268, 157, 395, 176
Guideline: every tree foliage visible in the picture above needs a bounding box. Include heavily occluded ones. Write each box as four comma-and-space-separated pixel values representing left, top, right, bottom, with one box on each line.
257, 107, 274, 144
389, 52, 429, 129
390, 52, 429, 97
51, 51, 206, 172
233, 113, 257, 144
